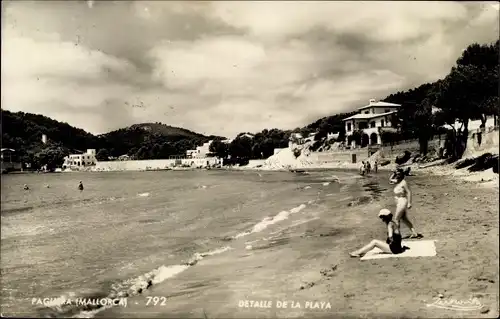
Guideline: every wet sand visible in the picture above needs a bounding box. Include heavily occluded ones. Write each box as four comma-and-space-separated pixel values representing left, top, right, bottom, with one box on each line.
98, 174, 499, 318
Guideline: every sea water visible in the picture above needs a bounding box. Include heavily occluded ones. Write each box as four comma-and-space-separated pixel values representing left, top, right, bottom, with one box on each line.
1, 169, 389, 317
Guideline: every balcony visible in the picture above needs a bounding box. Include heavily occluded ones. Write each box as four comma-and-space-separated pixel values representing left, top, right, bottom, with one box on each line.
361, 127, 379, 136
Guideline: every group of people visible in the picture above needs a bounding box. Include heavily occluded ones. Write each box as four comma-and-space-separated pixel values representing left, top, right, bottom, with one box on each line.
360, 160, 378, 175
23, 181, 84, 191
350, 167, 421, 258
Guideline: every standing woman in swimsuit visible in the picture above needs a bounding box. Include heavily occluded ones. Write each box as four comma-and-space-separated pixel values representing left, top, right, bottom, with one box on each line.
389, 168, 419, 238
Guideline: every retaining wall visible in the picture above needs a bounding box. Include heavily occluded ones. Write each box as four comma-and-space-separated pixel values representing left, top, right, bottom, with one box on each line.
94, 158, 219, 171
311, 137, 442, 165
463, 129, 499, 158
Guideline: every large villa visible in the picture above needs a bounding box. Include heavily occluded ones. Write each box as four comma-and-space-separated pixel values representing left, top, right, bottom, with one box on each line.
343, 99, 400, 148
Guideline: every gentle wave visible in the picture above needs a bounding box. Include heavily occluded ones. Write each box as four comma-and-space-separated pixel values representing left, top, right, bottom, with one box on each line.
1, 196, 125, 216
233, 203, 307, 239
269, 217, 320, 235
35, 246, 232, 318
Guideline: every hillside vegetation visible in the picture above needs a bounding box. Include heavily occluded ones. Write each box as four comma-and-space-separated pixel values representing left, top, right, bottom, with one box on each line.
0, 111, 223, 170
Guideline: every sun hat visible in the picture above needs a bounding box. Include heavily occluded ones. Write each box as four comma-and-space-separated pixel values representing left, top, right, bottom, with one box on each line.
378, 208, 392, 217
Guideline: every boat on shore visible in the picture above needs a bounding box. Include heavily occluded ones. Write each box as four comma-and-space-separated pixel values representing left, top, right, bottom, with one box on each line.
145, 167, 173, 171
289, 169, 307, 174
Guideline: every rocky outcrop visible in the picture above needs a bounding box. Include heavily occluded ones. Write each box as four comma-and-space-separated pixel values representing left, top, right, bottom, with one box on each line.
468, 153, 499, 173
395, 151, 411, 165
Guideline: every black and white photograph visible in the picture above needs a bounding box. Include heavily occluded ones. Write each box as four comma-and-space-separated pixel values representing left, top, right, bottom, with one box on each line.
1, 0, 499, 318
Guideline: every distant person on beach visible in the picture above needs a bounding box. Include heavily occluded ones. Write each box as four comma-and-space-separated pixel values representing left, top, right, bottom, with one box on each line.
349, 209, 405, 257
78, 181, 84, 191
374, 160, 378, 173
366, 161, 371, 174
389, 169, 419, 239
359, 161, 366, 175
23, 184, 29, 190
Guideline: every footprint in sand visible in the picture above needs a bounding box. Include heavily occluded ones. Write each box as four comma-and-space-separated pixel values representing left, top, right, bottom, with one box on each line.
299, 265, 337, 290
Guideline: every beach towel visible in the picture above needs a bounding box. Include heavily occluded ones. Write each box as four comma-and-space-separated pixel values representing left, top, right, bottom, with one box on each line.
360, 240, 437, 261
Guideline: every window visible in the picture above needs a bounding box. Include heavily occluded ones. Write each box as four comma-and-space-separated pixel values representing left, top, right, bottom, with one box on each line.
381, 119, 385, 127
365, 111, 370, 114
370, 122, 375, 128
347, 123, 352, 131
359, 122, 368, 129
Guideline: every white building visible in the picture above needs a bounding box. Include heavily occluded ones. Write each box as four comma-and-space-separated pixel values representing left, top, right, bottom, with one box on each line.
118, 154, 130, 161
289, 133, 304, 148
186, 140, 214, 158
464, 116, 497, 132
186, 139, 235, 158
327, 132, 339, 141
432, 106, 498, 133
343, 99, 400, 148
186, 149, 198, 158
62, 149, 97, 169
41, 134, 47, 144
240, 133, 254, 139
197, 140, 213, 157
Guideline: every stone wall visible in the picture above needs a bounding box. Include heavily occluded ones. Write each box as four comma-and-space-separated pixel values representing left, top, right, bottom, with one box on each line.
463, 128, 499, 158
1, 161, 23, 173
94, 158, 219, 171
310, 137, 443, 165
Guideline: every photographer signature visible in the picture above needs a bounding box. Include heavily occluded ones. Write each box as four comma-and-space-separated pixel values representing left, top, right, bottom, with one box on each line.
426, 297, 483, 311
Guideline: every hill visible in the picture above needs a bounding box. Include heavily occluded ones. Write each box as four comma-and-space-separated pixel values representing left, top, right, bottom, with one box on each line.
1, 109, 99, 154
126, 123, 206, 139
100, 123, 225, 159
0, 109, 224, 169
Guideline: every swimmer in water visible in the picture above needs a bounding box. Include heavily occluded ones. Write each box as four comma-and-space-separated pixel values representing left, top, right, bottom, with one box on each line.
78, 181, 84, 191
350, 209, 406, 257
389, 169, 419, 238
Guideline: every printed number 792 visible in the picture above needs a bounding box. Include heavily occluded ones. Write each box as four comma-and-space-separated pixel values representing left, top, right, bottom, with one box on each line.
145, 296, 167, 306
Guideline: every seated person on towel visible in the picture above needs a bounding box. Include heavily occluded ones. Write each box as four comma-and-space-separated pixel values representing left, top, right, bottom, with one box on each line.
349, 209, 404, 258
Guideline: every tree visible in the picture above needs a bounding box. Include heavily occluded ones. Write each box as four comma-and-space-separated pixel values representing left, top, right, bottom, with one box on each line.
228, 136, 253, 158
95, 149, 110, 161
413, 99, 434, 155
135, 146, 149, 160
456, 41, 499, 70
433, 63, 496, 158
209, 140, 229, 158
159, 142, 176, 158
34, 146, 69, 170
150, 143, 161, 159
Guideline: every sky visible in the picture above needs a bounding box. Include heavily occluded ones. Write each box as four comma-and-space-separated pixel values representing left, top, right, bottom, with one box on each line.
1, 1, 499, 138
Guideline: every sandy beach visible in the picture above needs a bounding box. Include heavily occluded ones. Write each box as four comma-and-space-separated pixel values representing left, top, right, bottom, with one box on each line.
96, 170, 499, 319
